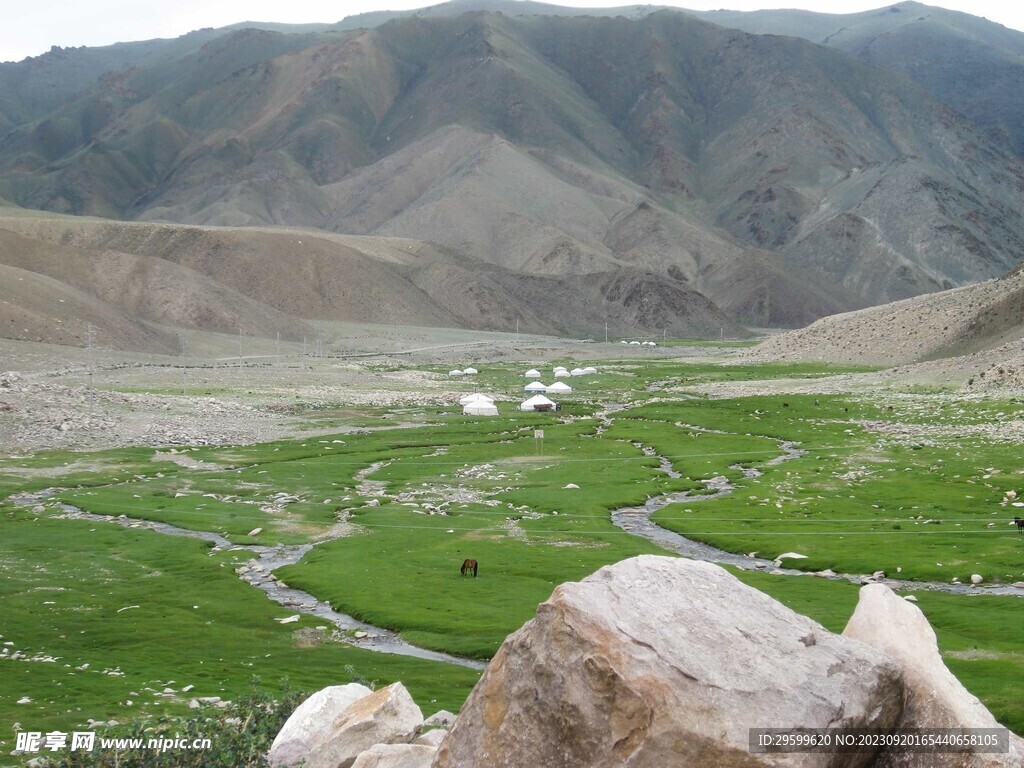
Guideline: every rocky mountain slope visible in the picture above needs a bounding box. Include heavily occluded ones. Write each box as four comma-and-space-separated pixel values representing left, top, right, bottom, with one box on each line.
697, 1, 1024, 157
1, 6, 1022, 339
750, 262, 1024, 366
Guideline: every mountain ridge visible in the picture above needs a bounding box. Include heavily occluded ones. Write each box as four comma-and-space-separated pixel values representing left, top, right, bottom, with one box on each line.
1, 4, 1023, 344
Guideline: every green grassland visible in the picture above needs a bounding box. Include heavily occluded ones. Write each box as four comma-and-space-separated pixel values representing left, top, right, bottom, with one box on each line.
1, 356, 1022, 751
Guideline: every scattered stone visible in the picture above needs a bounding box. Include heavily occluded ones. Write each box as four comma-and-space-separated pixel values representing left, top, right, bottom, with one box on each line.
248, 528, 263, 537
435, 556, 903, 768
970, 573, 984, 585
275, 615, 301, 624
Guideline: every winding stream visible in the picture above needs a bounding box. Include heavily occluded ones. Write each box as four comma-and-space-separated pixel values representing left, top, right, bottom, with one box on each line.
610, 440, 1024, 598
12, 489, 485, 670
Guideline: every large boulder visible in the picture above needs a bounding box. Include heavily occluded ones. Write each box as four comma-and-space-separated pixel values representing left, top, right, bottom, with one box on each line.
433, 555, 904, 768
269, 683, 373, 766
271, 682, 423, 768
843, 584, 1024, 768
352, 743, 438, 768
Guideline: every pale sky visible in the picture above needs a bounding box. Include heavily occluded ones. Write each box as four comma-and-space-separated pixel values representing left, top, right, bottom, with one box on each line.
2, 0, 1022, 63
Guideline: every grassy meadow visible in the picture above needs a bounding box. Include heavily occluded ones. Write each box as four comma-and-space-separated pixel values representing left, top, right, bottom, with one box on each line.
1, 354, 1023, 759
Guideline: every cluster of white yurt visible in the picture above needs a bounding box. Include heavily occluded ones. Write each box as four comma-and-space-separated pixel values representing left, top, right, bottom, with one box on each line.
570, 366, 598, 376
619, 340, 657, 347
450, 366, 480, 376
460, 392, 498, 416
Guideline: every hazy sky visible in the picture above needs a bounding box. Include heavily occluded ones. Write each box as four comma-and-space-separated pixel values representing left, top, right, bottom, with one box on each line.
3, 0, 1023, 63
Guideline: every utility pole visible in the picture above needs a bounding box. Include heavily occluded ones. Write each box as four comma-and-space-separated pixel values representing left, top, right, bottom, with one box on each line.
86, 324, 96, 415
302, 336, 307, 357
276, 331, 281, 359
605, 321, 608, 344
238, 326, 243, 361
180, 335, 189, 396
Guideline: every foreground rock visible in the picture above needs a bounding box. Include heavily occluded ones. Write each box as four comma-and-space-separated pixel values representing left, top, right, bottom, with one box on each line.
270, 682, 422, 768
269, 683, 374, 766
434, 555, 904, 768
352, 743, 437, 768
844, 584, 1024, 767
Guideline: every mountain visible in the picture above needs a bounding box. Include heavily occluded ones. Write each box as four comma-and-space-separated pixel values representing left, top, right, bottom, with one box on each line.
0, 5, 1022, 341
694, 1, 1024, 157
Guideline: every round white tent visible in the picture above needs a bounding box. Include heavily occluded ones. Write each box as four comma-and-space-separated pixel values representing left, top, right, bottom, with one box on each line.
459, 393, 495, 406
582, 366, 598, 374
449, 369, 465, 376
464, 401, 498, 416
570, 367, 587, 376
462, 367, 479, 374
546, 381, 573, 394
524, 381, 548, 393
524, 369, 541, 378
520, 394, 557, 412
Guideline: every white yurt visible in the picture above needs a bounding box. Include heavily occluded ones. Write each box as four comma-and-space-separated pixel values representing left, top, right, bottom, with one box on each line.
459, 393, 495, 406
546, 381, 573, 394
570, 367, 587, 376
462, 367, 479, 374
582, 366, 598, 374
520, 394, 557, 412
463, 401, 498, 416
524, 381, 548, 393
524, 369, 541, 378
449, 369, 465, 376
553, 366, 569, 375
629, 341, 641, 346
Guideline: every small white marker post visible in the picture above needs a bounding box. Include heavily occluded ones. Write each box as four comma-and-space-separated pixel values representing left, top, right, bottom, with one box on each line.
534, 429, 544, 456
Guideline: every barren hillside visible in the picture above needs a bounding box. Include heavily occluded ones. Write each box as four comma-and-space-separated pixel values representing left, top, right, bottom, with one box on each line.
749, 265, 1024, 367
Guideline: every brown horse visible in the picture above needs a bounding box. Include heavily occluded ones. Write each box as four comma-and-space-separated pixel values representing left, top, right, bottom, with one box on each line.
460, 558, 478, 577
1014, 517, 1024, 533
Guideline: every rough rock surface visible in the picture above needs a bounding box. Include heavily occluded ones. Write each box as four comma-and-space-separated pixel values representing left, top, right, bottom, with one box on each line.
414, 730, 448, 748
272, 682, 423, 768
843, 584, 1024, 768
268, 683, 374, 766
433, 555, 904, 768
352, 743, 438, 768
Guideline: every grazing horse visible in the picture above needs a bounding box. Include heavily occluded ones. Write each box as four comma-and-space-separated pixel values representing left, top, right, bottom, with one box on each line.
1014, 517, 1024, 533
460, 558, 479, 577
